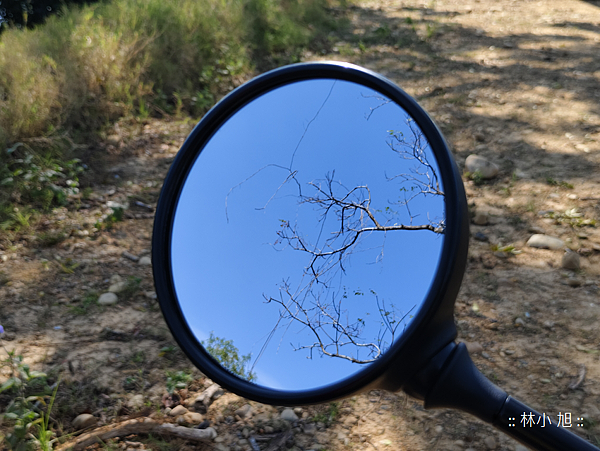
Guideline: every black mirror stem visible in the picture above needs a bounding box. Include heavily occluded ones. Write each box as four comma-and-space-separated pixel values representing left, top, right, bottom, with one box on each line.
404, 342, 600, 451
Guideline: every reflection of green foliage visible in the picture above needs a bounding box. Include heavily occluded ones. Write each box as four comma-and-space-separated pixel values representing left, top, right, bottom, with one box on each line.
202, 332, 256, 381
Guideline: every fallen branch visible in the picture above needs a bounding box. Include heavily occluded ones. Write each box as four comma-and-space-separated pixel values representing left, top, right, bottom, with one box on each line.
569, 364, 586, 390
55, 418, 217, 451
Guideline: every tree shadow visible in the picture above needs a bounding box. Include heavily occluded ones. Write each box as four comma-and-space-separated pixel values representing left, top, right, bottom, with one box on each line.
328, 3, 600, 178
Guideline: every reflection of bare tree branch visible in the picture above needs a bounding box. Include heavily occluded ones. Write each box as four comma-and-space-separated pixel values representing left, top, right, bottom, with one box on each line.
227, 90, 444, 367
263, 282, 416, 364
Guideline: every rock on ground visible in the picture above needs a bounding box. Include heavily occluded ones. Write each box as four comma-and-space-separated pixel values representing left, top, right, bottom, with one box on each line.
526, 234, 565, 250
465, 154, 499, 179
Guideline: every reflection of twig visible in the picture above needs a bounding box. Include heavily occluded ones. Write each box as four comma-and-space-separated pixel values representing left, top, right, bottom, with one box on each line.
361, 93, 392, 121
290, 81, 337, 169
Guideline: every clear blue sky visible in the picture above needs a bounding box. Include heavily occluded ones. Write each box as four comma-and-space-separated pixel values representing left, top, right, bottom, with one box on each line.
171, 79, 445, 391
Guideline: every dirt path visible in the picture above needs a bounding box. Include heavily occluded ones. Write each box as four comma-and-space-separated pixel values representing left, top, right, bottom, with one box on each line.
2, 0, 600, 450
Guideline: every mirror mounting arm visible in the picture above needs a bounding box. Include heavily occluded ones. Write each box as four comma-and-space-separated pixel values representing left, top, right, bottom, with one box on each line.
404, 342, 600, 451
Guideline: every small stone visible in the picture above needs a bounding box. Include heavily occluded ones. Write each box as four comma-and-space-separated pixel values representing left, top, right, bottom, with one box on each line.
515, 318, 526, 326
234, 404, 253, 419
473, 210, 489, 225
138, 256, 152, 266
303, 423, 317, 435
98, 292, 118, 305
144, 291, 157, 300
529, 226, 545, 234
72, 413, 97, 430
465, 154, 499, 179
170, 405, 189, 416
434, 425, 443, 434
110, 275, 123, 284
474, 231, 489, 242
543, 320, 555, 329
464, 341, 484, 354
127, 394, 145, 410
484, 436, 497, 449
109, 281, 128, 293
562, 250, 581, 270
183, 412, 204, 424
567, 278, 582, 287
122, 251, 140, 262
527, 234, 565, 250
280, 408, 298, 421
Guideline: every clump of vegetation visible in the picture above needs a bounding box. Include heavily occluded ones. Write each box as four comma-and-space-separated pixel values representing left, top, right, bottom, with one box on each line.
546, 177, 574, 189
165, 370, 194, 395
0, 326, 60, 451
0, 0, 343, 148
312, 402, 340, 425
202, 332, 256, 381
544, 208, 597, 228
120, 276, 142, 301
464, 170, 485, 186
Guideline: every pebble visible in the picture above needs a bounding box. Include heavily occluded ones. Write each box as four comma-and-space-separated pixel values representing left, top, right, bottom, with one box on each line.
98, 292, 118, 305
72, 413, 97, 430
138, 256, 152, 266
434, 425, 443, 434
473, 210, 489, 225
464, 341, 484, 354
280, 408, 299, 421
484, 436, 497, 449
561, 250, 581, 270
465, 154, 500, 179
183, 412, 204, 424
109, 280, 128, 293
234, 404, 253, 419
567, 278, 582, 287
474, 231, 489, 242
303, 423, 317, 435
526, 234, 565, 250
170, 405, 188, 416
122, 251, 140, 262
515, 318, 526, 326
127, 394, 145, 409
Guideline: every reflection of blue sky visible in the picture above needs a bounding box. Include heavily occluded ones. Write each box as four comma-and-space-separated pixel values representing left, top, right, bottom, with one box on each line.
171, 79, 444, 391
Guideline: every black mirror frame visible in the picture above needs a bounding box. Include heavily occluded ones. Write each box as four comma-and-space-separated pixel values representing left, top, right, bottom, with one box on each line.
152, 61, 470, 406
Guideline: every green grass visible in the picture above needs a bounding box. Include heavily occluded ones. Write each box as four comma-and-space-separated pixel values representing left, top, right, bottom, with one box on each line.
0, 0, 343, 147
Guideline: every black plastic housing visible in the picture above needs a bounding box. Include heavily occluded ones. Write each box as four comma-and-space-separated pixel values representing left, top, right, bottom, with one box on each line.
152, 61, 470, 406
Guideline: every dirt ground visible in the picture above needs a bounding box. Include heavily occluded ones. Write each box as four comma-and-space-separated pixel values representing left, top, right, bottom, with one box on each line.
1, 0, 600, 450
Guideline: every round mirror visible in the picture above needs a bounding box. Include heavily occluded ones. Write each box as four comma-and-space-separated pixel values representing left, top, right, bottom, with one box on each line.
171, 79, 444, 390
154, 62, 467, 403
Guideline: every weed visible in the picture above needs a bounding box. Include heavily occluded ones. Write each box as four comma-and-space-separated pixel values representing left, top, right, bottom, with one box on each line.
119, 276, 141, 301
425, 23, 438, 40
95, 207, 124, 230
312, 402, 340, 425
465, 170, 485, 186
546, 177, 574, 189
490, 243, 521, 255
57, 258, 80, 274
69, 291, 98, 315
165, 370, 193, 394
37, 230, 67, 247
0, 326, 60, 450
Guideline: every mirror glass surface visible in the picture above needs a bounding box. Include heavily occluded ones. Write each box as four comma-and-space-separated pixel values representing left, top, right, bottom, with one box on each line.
171, 79, 445, 391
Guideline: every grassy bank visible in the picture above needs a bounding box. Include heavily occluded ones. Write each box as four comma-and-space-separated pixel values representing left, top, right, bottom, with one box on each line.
0, 0, 344, 227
